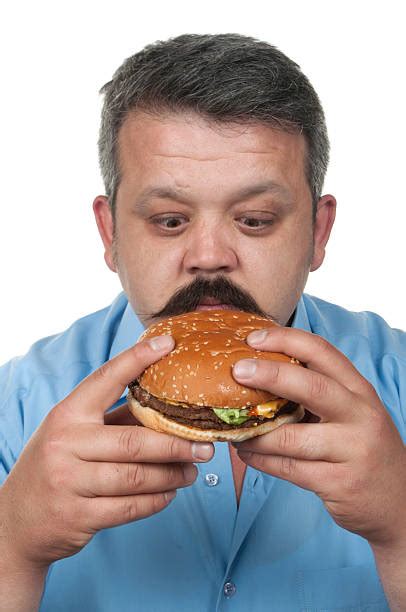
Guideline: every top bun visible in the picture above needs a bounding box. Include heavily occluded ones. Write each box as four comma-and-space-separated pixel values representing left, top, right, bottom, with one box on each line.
138, 309, 299, 408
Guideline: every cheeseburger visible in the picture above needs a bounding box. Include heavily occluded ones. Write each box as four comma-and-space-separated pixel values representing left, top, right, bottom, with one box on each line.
127, 309, 304, 442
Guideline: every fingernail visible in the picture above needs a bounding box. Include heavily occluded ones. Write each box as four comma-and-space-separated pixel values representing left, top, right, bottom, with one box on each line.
148, 335, 174, 351
233, 359, 257, 378
192, 443, 213, 461
165, 490, 177, 502
247, 329, 268, 345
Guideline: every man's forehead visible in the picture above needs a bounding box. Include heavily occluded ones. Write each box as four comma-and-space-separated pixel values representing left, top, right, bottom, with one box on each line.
119, 109, 306, 161
116, 110, 310, 205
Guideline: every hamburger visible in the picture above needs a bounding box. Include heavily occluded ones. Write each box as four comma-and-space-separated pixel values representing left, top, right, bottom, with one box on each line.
127, 309, 304, 442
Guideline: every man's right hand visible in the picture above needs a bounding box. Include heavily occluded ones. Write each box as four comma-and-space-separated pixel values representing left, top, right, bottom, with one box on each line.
0, 334, 214, 573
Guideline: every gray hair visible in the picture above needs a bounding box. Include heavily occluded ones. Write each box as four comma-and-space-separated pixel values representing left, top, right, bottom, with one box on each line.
98, 33, 329, 221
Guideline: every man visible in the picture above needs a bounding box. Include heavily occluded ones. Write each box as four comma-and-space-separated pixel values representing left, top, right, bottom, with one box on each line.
0, 33, 405, 611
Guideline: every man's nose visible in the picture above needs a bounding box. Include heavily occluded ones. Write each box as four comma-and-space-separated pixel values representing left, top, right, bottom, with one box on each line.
183, 220, 238, 274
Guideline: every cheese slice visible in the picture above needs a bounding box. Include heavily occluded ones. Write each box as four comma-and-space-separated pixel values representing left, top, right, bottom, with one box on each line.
250, 399, 289, 418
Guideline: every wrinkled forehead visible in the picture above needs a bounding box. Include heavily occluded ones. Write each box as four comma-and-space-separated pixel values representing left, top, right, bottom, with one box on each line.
116, 110, 310, 202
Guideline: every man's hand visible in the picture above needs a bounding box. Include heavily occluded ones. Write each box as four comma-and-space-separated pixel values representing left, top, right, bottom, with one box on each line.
232, 326, 406, 548
0, 334, 214, 572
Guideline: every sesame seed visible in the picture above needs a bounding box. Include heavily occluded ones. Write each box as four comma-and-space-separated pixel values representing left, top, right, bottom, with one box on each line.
241, 390, 247, 394
199, 394, 204, 398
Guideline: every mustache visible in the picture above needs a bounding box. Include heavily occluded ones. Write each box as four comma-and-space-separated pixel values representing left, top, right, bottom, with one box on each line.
149, 276, 271, 320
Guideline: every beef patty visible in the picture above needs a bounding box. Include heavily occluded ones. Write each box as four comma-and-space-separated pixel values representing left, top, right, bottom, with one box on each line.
128, 381, 298, 431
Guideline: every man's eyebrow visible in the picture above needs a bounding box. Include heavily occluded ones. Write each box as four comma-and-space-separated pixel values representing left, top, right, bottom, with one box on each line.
134, 180, 291, 212
226, 180, 291, 203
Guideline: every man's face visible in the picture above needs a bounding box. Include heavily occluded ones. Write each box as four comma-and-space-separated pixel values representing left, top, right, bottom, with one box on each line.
94, 111, 335, 327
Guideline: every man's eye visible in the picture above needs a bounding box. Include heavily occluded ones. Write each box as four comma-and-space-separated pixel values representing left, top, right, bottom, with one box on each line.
238, 217, 274, 229
151, 216, 187, 230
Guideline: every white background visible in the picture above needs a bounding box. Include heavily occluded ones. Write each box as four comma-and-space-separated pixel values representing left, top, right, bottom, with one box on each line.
1, 0, 405, 364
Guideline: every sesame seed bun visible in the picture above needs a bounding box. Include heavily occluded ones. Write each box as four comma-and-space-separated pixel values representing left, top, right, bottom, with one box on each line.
127, 309, 304, 441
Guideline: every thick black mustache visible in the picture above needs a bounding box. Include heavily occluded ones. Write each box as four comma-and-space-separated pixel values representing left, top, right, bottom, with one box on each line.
150, 276, 270, 320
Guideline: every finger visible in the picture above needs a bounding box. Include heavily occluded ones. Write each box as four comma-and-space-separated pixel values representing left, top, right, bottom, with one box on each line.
60, 335, 175, 423
233, 422, 347, 462
71, 423, 214, 463
78, 461, 197, 497
232, 357, 355, 422
236, 450, 334, 494
89, 491, 177, 530
246, 326, 369, 396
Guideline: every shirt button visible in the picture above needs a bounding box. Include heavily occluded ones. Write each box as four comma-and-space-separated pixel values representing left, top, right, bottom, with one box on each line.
223, 580, 236, 598
204, 473, 219, 487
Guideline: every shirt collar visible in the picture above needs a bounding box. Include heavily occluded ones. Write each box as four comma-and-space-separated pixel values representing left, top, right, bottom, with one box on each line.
291, 293, 312, 332
110, 291, 312, 362
109, 295, 146, 361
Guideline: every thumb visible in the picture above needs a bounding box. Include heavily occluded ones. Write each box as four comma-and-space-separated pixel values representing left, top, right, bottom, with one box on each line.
59, 335, 175, 423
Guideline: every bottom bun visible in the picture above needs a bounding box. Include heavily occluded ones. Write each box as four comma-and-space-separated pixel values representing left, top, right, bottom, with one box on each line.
127, 395, 305, 442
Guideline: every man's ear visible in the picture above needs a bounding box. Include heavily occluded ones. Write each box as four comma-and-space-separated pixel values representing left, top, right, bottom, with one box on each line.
93, 195, 117, 272
310, 194, 337, 272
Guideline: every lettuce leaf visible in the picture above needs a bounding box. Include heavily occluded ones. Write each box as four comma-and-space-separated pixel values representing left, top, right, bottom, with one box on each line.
212, 408, 250, 425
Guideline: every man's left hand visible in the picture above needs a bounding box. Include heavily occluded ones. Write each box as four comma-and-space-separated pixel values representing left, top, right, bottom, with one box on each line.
232, 326, 406, 549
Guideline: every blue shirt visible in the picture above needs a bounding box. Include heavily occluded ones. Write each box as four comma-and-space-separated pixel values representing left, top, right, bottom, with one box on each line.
1, 292, 405, 611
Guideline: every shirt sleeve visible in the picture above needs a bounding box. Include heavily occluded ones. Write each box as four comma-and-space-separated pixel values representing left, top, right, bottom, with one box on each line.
0, 357, 25, 484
